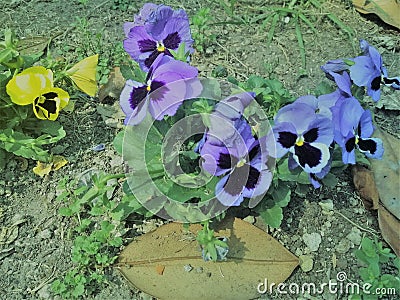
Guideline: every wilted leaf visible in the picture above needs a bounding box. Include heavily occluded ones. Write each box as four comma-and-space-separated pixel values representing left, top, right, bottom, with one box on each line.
98, 66, 125, 103
351, 164, 379, 210
66, 54, 99, 97
0, 218, 26, 245
52, 155, 68, 170
352, 0, 400, 29
378, 204, 400, 257
375, 89, 400, 110
96, 102, 125, 128
33, 155, 68, 177
117, 218, 298, 300
369, 128, 400, 219
32, 161, 52, 177
17, 36, 49, 55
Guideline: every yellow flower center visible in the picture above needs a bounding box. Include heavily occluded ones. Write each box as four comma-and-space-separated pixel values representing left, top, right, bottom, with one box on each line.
157, 41, 165, 52
146, 85, 151, 92
355, 136, 359, 144
295, 136, 304, 147
237, 158, 246, 168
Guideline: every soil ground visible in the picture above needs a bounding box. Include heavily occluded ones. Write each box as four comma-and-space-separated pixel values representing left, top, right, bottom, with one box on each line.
0, 0, 399, 299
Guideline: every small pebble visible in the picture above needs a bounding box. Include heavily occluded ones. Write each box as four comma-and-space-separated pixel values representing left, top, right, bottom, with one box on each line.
195, 267, 203, 273
299, 255, 314, 272
243, 215, 255, 224
346, 227, 362, 246
302, 232, 322, 252
336, 239, 351, 254
183, 264, 193, 272
92, 144, 106, 152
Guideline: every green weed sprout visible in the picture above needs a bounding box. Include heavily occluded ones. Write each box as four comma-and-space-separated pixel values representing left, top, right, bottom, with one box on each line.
350, 237, 400, 299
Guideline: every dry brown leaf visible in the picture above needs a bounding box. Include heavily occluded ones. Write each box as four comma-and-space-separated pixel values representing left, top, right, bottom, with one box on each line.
98, 67, 125, 103
369, 127, 400, 219
117, 218, 299, 300
351, 164, 379, 210
378, 204, 400, 257
352, 0, 400, 29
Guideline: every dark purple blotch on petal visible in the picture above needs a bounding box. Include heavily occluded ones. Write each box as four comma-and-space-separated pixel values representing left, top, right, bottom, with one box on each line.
138, 39, 157, 53
163, 32, 181, 49
371, 76, 381, 92
358, 138, 377, 154
278, 132, 297, 149
144, 50, 162, 69
303, 128, 319, 143
248, 144, 260, 162
345, 137, 356, 153
223, 165, 249, 196
218, 153, 238, 170
245, 165, 260, 190
294, 143, 321, 169
149, 80, 165, 93
129, 86, 148, 110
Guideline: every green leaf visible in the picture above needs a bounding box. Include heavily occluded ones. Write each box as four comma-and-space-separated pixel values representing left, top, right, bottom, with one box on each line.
321, 173, 338, 187
58, 207, 73, 217
271, 182, 291, 207
259, 205, 283, 228
277, 158, 310, 184
113, 130, 124, 155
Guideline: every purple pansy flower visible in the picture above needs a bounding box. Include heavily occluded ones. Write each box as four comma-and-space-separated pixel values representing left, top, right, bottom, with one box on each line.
194, 92, 256, 153
295, 94, 337, 120
200, 117, 272, 206
320, 59, 350, 79
350, 40, 399, 101
272, 102, 333, 176
120, 55, 201, 125
331, 96, 383, 164
123, 4, 194, 71
123, 3, 159, 35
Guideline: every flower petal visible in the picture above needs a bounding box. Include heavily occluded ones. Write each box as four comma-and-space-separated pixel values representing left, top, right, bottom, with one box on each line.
272, 122, 297, 158
215, 174, 244, 207
275, 102, 316, 134
292, 142, 330, 174
305, 116, 333, 145
6, 66, 53, 105
358, 137, 384, 159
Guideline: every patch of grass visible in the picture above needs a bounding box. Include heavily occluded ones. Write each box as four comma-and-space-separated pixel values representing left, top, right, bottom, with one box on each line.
51, 171, 140, 298
191, 8, 216, 53
247, 0, 354, 67
350, 237, 400, 300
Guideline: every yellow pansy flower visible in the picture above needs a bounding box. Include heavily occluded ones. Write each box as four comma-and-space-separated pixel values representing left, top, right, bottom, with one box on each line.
6, 66, 53, 105
6, 66, 70, 121
33, 87, 70, 121
66, 54, 99, 97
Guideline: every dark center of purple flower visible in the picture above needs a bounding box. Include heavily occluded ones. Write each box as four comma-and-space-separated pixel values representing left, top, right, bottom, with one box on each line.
138, 39, 157, 53
294, 143, 322, 169
223, 163, 260, 196
218, 153, 238, 170
140, 32, 181, 69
